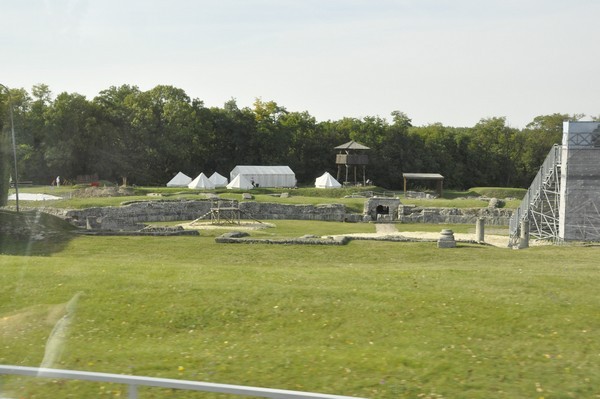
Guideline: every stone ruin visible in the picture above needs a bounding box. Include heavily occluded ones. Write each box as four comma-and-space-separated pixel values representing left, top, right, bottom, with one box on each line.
46, 200, 355, 231
37, 195, 514, 233
363, 197, 401, 222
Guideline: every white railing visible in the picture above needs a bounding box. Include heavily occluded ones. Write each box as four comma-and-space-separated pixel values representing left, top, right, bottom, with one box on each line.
0, 365, 367, 399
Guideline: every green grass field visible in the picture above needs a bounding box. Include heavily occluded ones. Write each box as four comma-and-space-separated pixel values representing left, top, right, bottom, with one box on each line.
1, 218, 600, 398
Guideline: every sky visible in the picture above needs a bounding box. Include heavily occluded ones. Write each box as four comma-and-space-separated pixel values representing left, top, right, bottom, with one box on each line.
2, 0, 599, 128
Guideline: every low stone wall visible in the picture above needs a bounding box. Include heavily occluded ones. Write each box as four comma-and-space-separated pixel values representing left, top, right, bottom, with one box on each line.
42, 200, 351, 230
215, 232, 350, 245
78, 230, 200, 236
398, 205, 513, 225
0, 209, 75, 240
239, 202, 346, 221
42, 200, 213, 230
35, 200, 515, 231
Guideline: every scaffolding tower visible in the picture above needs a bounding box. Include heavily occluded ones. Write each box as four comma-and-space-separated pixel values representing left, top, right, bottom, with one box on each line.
509, 145, 562, 247
191, 199, 241, 225
509, 121, 600, 246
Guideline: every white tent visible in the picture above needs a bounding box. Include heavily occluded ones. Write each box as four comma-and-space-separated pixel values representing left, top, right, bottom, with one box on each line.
230, 165, 295, 188
166, 171, 192, 187
209, 172, 228, 187
315, 172, 342, 189
188, 172, 215, 189
226, 174, 254, 190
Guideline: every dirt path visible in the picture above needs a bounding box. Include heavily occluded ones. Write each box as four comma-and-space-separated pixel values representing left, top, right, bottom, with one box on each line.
375, 223, 399, 234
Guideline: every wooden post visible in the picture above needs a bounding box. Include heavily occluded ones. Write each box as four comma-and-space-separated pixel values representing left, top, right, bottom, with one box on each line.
362, 165, 366, 186
345, 164, 349, 184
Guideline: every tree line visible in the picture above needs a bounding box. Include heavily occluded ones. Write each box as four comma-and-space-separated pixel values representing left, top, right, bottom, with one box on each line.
0, 83, 589, 203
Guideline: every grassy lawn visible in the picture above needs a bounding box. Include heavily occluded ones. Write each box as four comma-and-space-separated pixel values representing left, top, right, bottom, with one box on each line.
1, 220, 599, 398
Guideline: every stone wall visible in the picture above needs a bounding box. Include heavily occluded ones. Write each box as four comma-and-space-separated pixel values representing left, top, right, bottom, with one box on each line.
398, 205, 513, 225
44, 200, 350, 230
239, 202, 346, 221
36, 199, 515, 231
215, 232, 350, 245
42, 200, 213, 230
363, 197, 401, 221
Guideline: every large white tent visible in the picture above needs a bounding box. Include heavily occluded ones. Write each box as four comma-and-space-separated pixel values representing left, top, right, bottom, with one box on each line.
209, 172, 228, 187
226, 174, 254, 190
230, 165, 295, 188
188, 172, 215, 189
166, 171, 192, 187
315, 172, 342, 189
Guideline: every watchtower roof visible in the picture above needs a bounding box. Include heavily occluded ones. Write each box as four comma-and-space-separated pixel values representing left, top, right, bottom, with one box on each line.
334, 140, 370, 151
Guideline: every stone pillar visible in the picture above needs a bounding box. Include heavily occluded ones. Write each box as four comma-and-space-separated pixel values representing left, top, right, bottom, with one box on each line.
519, 219, 530, 249
476, 218, 485, 242
437, 229, 456, 248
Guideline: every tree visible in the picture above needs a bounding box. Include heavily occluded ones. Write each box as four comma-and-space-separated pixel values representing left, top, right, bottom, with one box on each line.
251, 98, 290, 164
0, 87, 26, 205
373, 112, 411, 188
203, 99, 257, 175
410, 123, 464, 188
0, 92, 10, 206
281, 110, 328, 183
521, 113, 569, 182
43, 92, 99, 179
468, 117, 522, 187
20, 84, 52, 182
115, 85, 198, 184
93, 85, 143, 184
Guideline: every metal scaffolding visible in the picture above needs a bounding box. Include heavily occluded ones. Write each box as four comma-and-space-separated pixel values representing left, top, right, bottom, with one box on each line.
509, 144, 562, 247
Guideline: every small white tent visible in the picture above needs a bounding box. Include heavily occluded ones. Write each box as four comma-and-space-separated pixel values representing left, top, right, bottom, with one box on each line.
315, 172, 342, 189
166, 172, 192, 187
188, 173, 215, 189
209, 172, 228, 187
230, 165, 295, 188
226, 174, 254, 190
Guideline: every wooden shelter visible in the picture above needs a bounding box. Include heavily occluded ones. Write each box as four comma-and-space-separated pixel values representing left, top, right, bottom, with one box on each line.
402, 173, 444, 197
335, 140, 370, 186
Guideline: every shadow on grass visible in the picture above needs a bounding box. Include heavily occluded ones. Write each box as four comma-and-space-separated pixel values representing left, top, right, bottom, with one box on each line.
454, 243, 491, 249
0, 210, 77, 256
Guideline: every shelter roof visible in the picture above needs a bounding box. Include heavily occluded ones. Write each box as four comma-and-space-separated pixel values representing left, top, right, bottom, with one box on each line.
334, 140, 370, 150
232, 165, 294, 175
402, 173, 444, 180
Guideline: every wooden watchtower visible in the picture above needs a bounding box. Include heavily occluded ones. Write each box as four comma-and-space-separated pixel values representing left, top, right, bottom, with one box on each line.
335, 140, 370, 186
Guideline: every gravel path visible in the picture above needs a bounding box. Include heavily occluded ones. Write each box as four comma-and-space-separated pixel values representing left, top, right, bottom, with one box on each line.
343, 223, 513, 248
375, 223, 399, 234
